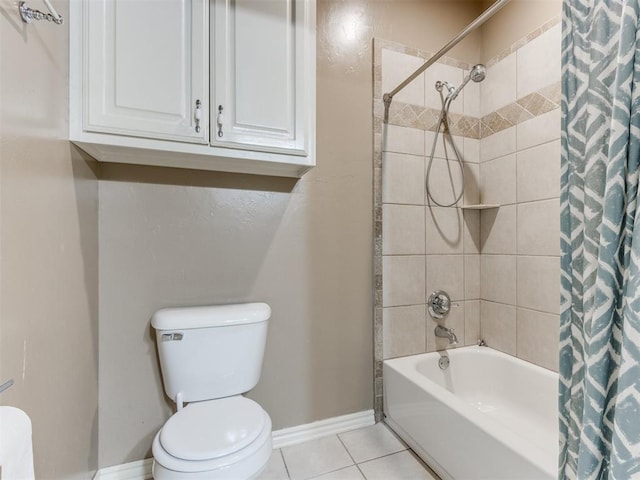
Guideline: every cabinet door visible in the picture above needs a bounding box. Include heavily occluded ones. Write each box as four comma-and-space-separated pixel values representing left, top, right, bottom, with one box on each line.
212, 0, 312, 155
85, 0, 208, 143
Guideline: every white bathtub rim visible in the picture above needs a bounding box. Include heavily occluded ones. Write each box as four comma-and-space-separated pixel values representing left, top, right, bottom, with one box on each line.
384, 346, 557, 478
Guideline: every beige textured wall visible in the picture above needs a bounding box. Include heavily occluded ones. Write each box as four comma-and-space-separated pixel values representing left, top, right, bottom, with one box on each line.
0, 1, 100, 478
481, 0, 562, 61
97, 0, 483, 467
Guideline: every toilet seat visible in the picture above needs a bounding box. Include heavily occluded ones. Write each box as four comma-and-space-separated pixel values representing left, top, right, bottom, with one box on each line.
152, 396, 272, 477
160, 396, 267, 461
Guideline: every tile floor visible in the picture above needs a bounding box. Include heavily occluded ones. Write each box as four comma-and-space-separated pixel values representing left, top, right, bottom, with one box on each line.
257, 423, 440, 480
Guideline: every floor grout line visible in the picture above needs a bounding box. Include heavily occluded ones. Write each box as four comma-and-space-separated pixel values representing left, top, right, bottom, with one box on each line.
278, 448, 292, 480
306, 464, 357, 480
335, 433, 357, 465
270, 424, 439, 480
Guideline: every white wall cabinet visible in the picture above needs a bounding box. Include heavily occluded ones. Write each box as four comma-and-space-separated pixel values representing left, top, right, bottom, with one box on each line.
212, 0, 309, 155
70, 0, 315, 178
83, 0, 209, 144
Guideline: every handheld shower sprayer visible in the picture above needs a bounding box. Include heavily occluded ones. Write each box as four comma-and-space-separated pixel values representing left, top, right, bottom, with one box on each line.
449, 64, 486, 101
435, 80, 456, 96
426, 63, 487, 207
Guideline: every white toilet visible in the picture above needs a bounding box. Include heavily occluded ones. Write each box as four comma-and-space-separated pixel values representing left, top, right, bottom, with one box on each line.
151, 302, 272, 480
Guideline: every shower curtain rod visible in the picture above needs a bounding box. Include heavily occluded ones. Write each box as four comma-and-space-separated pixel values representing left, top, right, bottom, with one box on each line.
382, 0, 510, 123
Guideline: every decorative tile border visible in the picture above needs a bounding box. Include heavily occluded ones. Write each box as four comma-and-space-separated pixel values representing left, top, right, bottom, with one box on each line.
377, 13, 562, 138
373, 38, 471, 76
372, 38, 387, 421
387, 102, 482, 138
385, 84, 561, 138
480, 82, 561, 136
486, 15, 561, 67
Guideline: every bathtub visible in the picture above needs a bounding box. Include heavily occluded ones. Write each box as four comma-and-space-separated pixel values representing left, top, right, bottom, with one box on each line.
383, 346, 557, 480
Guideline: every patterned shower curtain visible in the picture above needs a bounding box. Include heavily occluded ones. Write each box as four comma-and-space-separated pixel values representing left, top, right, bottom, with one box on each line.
560, 0, 640, 478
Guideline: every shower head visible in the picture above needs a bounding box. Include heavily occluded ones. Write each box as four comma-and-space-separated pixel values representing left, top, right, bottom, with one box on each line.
469, 64, 486, 83
448, 63, 486, 101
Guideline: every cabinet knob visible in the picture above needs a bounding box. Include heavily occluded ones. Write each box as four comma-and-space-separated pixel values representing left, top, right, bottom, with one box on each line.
217, 105, 224, 138
194, 99, 202, 133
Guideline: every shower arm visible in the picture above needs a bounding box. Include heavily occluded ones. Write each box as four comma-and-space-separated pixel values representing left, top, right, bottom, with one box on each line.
382, 0, 510, 123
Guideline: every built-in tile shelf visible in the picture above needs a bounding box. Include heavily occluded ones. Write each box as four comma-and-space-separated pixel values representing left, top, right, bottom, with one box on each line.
461, 204, 500, 210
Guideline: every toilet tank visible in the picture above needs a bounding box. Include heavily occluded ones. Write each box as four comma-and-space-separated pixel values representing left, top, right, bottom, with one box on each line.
151, 303, 270, 403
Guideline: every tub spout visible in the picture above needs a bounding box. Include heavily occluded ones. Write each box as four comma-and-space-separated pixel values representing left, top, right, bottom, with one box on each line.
435, 325, 458, 345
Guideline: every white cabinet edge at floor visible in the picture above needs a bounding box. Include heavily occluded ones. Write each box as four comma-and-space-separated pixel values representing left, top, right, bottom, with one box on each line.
93, 410, 375, 480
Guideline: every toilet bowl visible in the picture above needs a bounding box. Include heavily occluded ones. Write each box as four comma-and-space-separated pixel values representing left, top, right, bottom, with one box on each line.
152, 397, 272, 479
151, 303, 272, 480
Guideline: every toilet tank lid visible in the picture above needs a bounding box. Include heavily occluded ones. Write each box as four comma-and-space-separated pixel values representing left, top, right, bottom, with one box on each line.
151, 303, 271, 330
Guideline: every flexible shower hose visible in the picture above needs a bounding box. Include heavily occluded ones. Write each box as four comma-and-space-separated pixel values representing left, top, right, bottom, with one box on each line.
425, 86, 466, 207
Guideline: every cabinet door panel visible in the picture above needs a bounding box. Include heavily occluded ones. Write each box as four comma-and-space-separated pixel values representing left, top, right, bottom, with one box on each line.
235, 0, 291, 132
85, 0, 208, 143
212, 0, 309, 155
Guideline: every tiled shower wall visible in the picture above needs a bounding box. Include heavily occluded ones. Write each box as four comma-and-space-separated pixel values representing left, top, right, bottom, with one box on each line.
478, 23, 561, 372
373, 20, 561, 416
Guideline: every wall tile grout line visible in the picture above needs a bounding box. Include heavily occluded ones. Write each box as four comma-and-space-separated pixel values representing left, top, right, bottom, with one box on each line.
480, 136, 560, 163
514, 51, 521, 361
480, 298, 560, 317
476, 252, 561, 258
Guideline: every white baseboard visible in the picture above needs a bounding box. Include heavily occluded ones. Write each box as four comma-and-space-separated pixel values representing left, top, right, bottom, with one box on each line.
271, 409, 375, 449
93, 459, 153, 480
94, 409, 375, 480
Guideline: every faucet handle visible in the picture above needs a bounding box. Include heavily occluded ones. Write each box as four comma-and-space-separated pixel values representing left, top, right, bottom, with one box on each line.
428, 290, 456, 319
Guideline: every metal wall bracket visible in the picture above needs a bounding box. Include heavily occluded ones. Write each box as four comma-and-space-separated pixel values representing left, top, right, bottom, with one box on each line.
19, 0, 63, 25
0, 379, 14, 395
